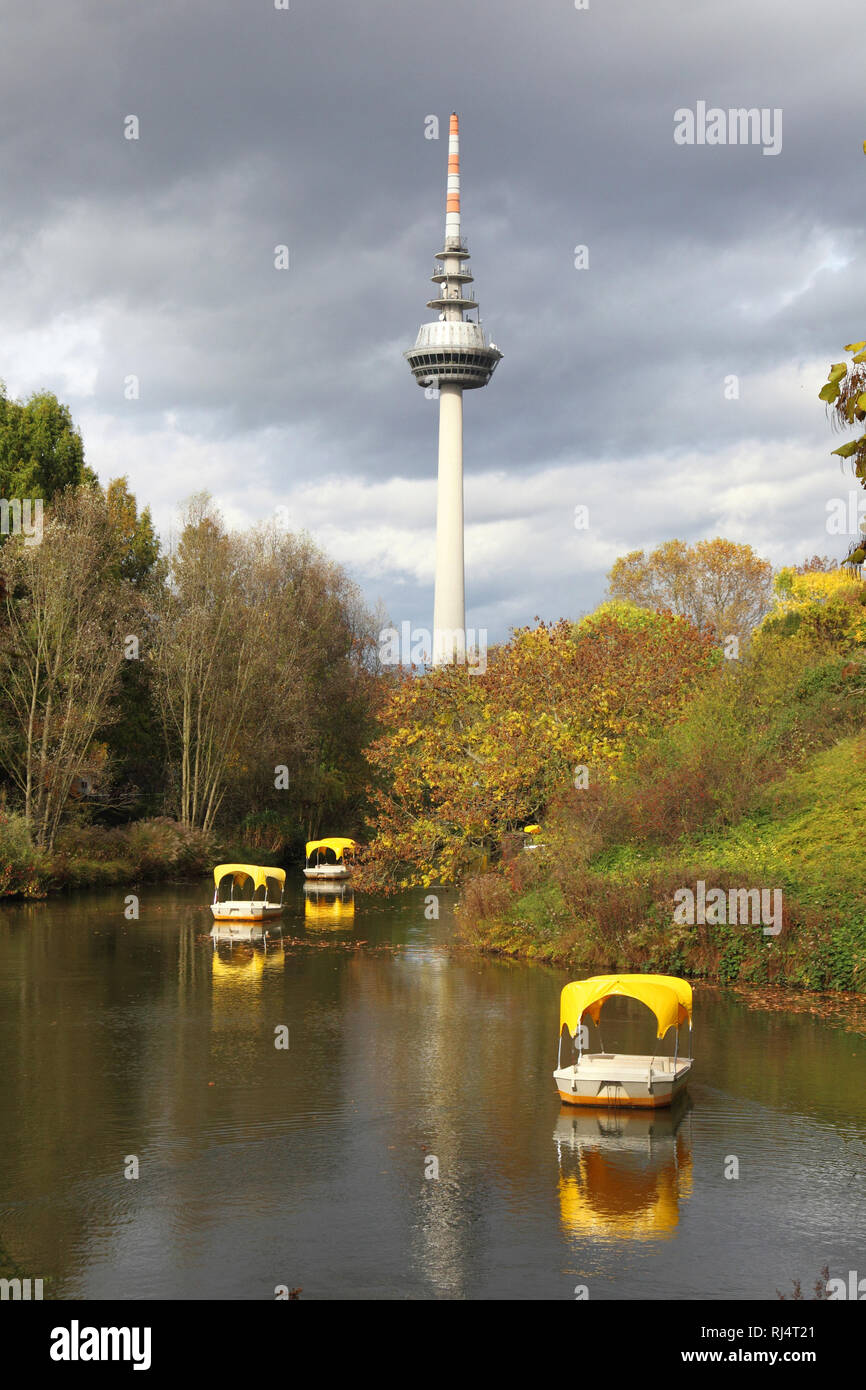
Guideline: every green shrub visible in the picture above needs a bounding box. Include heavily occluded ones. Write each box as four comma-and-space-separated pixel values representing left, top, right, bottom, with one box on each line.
40, 818, 216, 894
0, 811, 48, 897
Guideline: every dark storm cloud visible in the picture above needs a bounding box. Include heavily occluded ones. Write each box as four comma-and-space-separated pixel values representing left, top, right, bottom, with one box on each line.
1, 0, 863, 638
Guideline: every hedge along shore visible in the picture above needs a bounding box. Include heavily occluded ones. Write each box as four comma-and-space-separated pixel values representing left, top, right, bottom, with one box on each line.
0, 815, 216, 897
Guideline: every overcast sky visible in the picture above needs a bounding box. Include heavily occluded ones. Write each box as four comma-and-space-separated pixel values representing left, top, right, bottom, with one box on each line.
1, 0, 863, 642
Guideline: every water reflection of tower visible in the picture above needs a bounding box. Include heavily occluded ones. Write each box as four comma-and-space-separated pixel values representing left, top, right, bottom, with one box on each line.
405, 113, 502, 666
345, 941, 482, 1296
554, 1097, 694, 1243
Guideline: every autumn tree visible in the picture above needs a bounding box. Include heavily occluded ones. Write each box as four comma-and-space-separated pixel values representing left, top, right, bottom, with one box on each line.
150, 495, 379, 838
759, 566, 866, 651
216, 527, 381, 844
150, 496, 267, 831
795, 556, 837, 575
105, 477, 162, 589
356, 611, 717, 891
607, 538, 773, 641
0, 487, 139, 848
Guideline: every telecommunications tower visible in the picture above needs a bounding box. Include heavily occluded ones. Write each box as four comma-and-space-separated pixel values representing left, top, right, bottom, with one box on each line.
405, 113, 501, 665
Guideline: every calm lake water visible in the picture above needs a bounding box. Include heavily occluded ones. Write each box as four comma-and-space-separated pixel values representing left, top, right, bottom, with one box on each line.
1, 883, 864, 1301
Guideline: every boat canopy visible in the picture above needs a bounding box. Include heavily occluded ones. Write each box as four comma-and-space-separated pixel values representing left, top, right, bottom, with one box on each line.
213, 863, 287, 891
305, 838, 357, 861
560, 974, 693, 1041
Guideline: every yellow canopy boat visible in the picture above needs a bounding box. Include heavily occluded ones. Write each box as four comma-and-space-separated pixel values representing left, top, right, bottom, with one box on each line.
303, 837, 357, 881
553, 973, 694, 1109
211, 863, 286, 935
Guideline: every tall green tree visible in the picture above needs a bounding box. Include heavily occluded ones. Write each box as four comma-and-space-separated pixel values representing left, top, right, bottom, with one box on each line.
99, 478, 166, 810
0, 384, 94, 501
105, 477, 162, 589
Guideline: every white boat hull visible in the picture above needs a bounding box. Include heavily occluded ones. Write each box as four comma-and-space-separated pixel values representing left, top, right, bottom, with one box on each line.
554, 1053, 692, 1109
211, 924, 276, 945
211, 901, 283, 923
303, 865, 351, 880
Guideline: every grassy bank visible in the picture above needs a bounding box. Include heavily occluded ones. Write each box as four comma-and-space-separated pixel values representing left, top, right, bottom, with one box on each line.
457, 719, 866, 993
0, 814, 216, 897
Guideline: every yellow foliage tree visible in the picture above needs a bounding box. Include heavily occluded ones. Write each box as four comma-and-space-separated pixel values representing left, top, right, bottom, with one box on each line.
356, 612, 717, 891
759, 566, 866, 650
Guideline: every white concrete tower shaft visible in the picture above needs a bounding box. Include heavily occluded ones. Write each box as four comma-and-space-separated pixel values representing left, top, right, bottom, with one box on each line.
434, 114, 466, 664
405, 113, 502, 667
432, 381, 464, 663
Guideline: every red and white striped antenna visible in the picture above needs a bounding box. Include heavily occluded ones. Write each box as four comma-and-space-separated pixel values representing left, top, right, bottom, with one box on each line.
445, 112, 461, 248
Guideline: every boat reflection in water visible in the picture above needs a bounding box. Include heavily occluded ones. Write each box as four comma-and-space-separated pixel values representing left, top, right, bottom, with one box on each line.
210, 933, 284, 995
554, 1094, 693, 1243
210, 919, 282, 948
303, 883, 355, 931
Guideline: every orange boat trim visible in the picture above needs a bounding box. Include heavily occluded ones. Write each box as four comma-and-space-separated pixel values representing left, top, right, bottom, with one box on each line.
557, 1089, 678, 1109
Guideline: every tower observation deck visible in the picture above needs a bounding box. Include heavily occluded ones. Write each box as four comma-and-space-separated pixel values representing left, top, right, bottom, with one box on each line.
405, 113, 502, 666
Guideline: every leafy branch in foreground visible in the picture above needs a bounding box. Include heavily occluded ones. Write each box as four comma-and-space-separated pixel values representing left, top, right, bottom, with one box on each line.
820, 341, 866, 567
